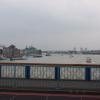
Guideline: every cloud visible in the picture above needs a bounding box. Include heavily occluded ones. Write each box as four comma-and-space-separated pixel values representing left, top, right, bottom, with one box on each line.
0, 0, 100, 49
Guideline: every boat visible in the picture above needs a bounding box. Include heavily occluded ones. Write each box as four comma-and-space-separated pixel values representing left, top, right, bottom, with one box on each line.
12, 57, 27, 60
33, 54, 42, 57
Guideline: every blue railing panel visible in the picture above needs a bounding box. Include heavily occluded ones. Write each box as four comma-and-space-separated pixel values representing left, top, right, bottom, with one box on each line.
85, 67, 91, 81
0, 63, 99, 81
55, 66, 60, 80
25, 65, 30, 79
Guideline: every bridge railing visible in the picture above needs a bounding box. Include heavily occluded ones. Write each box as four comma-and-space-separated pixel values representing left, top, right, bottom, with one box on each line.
0, 62, 100, 81
0, 62, 100, 94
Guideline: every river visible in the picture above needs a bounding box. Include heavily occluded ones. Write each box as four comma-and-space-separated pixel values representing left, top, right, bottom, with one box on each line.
1, 54, 100, 64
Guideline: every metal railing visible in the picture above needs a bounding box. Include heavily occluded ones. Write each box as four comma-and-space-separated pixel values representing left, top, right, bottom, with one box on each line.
0, 62, 100, 93
0, 62, 100, 80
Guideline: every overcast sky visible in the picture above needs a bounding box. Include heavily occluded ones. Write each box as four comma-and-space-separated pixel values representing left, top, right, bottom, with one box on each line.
0, 0, 100, 50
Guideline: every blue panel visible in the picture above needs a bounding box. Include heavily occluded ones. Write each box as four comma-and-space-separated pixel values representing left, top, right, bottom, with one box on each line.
85, 67, 90, 81
55, 66, 60, 80
25, 65, 30, 79
55, 67, 57, 80
58, 67, 60, 80
0, 65, 1, 78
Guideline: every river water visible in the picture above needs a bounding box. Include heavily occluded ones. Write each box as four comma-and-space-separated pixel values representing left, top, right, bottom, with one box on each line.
1, 54, 100, 64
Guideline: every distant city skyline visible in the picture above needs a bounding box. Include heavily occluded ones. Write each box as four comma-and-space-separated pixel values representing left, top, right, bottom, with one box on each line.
0, 0, 100, 50
1, 44, 100, 52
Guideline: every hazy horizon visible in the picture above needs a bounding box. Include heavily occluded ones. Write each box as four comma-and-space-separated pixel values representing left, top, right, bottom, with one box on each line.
0, 0, 100, 50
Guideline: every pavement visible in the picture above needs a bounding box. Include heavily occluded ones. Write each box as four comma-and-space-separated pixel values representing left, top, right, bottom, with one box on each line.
0, 92, 100, 100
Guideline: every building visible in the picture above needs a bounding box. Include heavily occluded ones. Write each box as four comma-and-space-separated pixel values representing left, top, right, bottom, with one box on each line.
3, 45, 21, 58
24, 46, 42, 56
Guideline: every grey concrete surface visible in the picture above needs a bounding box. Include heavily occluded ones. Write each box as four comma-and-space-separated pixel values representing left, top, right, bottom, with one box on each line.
0, 95, 100, 100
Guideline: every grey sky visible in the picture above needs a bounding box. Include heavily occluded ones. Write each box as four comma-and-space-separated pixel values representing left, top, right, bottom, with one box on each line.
0, 0, 100, 50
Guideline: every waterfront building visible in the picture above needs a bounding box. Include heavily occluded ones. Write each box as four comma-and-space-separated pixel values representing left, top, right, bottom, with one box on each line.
24, 46, 42, 56
3, 45, 21, 58
24, 46, 37, 56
